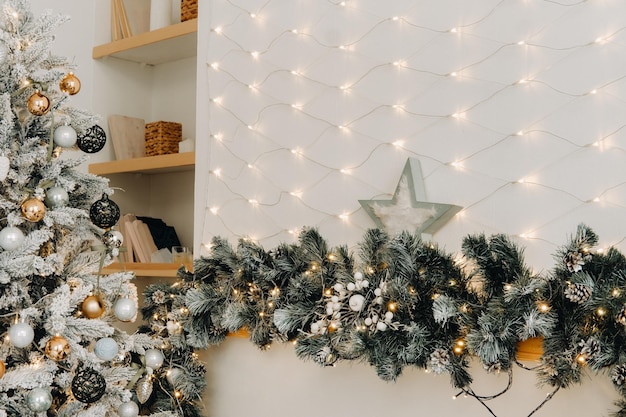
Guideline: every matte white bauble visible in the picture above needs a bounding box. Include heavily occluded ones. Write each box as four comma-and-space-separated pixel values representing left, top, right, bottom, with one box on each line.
354, 271, 363, 281
94, 337, 119, 361
117, 401, 140, 417
144, 348, 164, 370
376, 321, 388, 331
113, 297, 136, 322
346, 282, 356, 291
45, 186, 69, 208
349, 294, 366, 312
0, 226, 24, 250
26, 387, 52, 412
8, 322, 34, 348
53, 125, 77, 148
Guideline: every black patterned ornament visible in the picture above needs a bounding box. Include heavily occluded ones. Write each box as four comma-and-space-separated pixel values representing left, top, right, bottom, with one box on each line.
71, 368, 106, 403
90, 193, 120, 229
77, 125, 106, 154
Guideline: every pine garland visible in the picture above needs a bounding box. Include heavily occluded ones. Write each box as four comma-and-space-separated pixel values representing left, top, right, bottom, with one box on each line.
180, 224, 626, 417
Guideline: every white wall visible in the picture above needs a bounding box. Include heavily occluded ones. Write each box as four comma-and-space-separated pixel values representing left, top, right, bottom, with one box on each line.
32, 1, 626, 416
198, 0, 626, 416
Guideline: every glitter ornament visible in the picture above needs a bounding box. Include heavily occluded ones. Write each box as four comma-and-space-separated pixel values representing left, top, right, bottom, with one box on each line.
59, 72, 81, 95
0, 226, 24, 250
89, 193, 120, 228
8, 321, 34, 347
21, 197, 46, 222
81, 294, 105, 319
26, 387, 52, 412
103, 229, 123, 250
53, 125, 77, 148
27, 90, 50, 115
45, 335, 71, 361
94, 337, 119, 361
77, 124, 106, 154
136, 376, 153, 404
71, 368, 106, 403
113, 297, 136, 322
45, 186, 69, 208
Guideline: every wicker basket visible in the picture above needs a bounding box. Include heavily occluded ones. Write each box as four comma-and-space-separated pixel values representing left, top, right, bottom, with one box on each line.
181, 0, 198, 22
145, 121, 182, 156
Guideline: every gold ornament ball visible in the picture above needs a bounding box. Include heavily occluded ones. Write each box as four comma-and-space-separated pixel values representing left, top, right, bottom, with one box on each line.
81, 294, 105, 319
45, 335, 71, 361
59, 72, 81, 95
21, 198, 46, 222
27, 91, 50, 116
0, 359, 5, 378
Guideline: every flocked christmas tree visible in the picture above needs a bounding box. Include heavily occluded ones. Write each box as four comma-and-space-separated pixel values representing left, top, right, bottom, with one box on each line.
0, 1, 204, 416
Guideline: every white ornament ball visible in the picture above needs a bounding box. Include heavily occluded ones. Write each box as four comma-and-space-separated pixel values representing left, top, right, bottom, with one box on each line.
332, 302, 341, 311
333, 283, 344, 292
144, 348, 164, 370
348, 294, 366, 312
53, 125, 77, 148
364, 317, 373, 326
376, 296, 384, 305
331, 295, 339, 303
385, 311, 394, 321
94, 337, 119, 361
361, 280, 370, 288
113, 297, 137, 322
354, 271, 363, 281
310, 322, 320, 333
166, 320, 181, 335
45, 186, 69, 208
117, 401, 140, 417
372, 314, 379, 323
376, 321, 388, 331
9, 322, 34, 348
0, 226, 24, 251
326, 307, 334, 316
346, 282, 356, 291
26, 387, 52, 412
374, 288, 382, 296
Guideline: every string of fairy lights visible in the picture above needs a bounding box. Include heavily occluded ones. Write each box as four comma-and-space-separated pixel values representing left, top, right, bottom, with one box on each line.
199, 0, 626, 269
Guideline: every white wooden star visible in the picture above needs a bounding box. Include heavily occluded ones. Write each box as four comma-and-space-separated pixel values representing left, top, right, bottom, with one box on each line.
359, 158, 462, 237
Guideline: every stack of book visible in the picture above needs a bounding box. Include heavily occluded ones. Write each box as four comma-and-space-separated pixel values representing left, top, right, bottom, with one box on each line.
117, 214, 180, 263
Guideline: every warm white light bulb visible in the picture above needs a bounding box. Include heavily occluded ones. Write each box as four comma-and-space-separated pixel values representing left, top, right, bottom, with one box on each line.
209, 207, 219, 215
210, 62, 219, 70
251, 51, 260, 59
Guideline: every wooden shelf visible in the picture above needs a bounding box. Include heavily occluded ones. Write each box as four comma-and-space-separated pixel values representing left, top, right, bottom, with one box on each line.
88, 152, 195, 175
93, 19, 198, 65
103, 262, 181, 278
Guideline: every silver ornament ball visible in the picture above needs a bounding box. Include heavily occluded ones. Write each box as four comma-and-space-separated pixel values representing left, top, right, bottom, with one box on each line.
144, 348, 164, 370
0, 226, 24, 251
53, 125, 77, 148
45, 186, 69, 209
117, 401, 140, 417
113, 297, 136, 322
8, 322, 34, 348
94, 337, 119, 361
26, 387, 52, 412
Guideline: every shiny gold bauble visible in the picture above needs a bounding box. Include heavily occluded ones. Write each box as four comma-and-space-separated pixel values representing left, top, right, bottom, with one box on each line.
81, 294, 105, 319
45, 335, 71, 361
59, 72, 81, 95
0, 359, 5, 378
21, 198, 46, 222
27, 91, 50, 116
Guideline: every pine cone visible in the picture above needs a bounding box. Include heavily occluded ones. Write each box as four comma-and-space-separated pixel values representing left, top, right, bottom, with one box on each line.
428, 348, 451, 374
564, 283, 592, 304
564, 250, 591, 272
579, 338, 600, 358
612, 364, 626, 386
